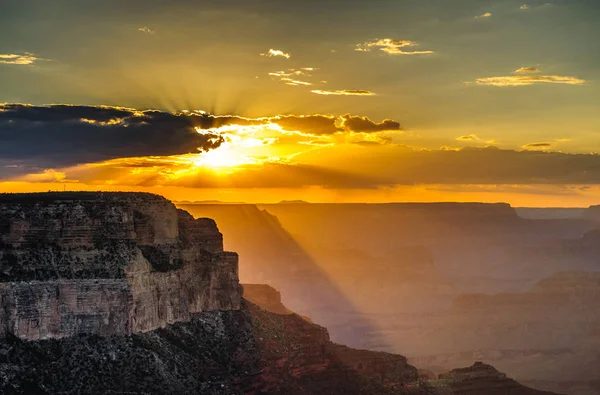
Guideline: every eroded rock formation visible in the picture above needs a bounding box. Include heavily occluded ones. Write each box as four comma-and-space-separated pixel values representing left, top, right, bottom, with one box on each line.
437, 362, 558, 395
0, 192, 241, 340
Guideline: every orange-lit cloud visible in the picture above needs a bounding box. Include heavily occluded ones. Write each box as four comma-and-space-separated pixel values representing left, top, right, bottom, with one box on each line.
522, 142, 554, 150
514, 67, 540, 73
473, 74, 585, 86
475, 12, 492, 19
356, 39, 434, 55
0, 53, 41, 65
456, 134, 480, 141
311, 89, 377, 96
269, 68, 319, 87
261, 49, 291, 59
137, 26, 155, 34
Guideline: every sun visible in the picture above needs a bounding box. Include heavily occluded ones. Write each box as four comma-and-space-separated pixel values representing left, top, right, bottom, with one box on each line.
192, 142, 254, 169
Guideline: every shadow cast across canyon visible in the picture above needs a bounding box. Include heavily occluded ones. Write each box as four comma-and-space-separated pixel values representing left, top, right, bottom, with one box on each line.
177, 203, 390, 350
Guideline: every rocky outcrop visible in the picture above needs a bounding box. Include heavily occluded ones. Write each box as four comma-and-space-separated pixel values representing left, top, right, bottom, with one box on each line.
436, 362, 559, 394
0, 301, 423, 395
0, 192, 241, 340
242, 284, 294, 315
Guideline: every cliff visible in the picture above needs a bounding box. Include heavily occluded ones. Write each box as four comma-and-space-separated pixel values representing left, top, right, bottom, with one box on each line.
0, 192, 241, 340
242, 284, 294, 315
437, 362, 559, 395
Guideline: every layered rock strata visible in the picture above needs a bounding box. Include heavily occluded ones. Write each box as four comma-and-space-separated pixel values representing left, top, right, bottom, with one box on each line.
0, 192, 241, 340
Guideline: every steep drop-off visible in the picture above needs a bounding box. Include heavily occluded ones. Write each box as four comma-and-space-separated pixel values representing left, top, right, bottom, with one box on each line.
0, 192, 241, 340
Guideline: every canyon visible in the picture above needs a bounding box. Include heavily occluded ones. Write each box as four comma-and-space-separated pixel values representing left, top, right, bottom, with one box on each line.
0, 192, 562, 394
180, 202, 600, 395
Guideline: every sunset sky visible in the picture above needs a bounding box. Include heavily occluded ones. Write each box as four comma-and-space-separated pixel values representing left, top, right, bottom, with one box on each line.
1, 0, 599, 205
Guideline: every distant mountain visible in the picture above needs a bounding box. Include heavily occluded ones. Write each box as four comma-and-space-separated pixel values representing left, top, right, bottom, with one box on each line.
515, 208, 586, 220
582, 205, 600, 221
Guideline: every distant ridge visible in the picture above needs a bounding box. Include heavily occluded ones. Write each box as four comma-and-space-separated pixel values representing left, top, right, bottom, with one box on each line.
174, 200, 247, 205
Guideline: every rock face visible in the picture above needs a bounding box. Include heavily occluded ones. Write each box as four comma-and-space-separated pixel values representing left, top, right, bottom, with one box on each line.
0, 192, 241, 340
437, 362, 559, 395
242, 284, 294, 315
0, 300, 425, 395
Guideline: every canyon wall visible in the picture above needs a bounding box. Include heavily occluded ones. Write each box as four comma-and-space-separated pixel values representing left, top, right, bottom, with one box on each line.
0, 192, 241, 340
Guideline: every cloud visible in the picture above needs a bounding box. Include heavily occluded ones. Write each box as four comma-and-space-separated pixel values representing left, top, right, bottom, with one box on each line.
0, 105, 405, 178
473, 74, 585, 86
522, 142, 554, 150
311, 89, 377, 96
348, 147, 600, 185
280, 78, 312, 86
269, 68, 316, 78
261, 49, 291, 59
55, 159, 387, 190
456, 134, 480, 141
340, 114, 401, 133
514, 67, 540, 73
268, 68, 319, 86
520, 4, 529, 9
0, 104, 223, 173
271, 115, 340, 135
356, 38, 434, 55
475, 12, 492, 19
138, 26, 155, 34
21, 146, 600, 188
0, 53, 41, 65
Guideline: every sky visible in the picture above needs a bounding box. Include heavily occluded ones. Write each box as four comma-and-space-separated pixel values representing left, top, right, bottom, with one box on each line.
1, 0, 600, 205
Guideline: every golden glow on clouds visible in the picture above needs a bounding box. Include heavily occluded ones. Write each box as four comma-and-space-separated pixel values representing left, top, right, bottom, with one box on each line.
280, 78, 312, 86
456, 134, 480, 141
472, 69, 585, 86
521, 142, 554, 150
475, 12, 493, 19
261, 49, 291, 59
268, 68, 320, 87
514, 67, 540, 73
80, 118, 125, 126
356, 39, 434, 55
137, 26, 155, 34
311, 89, 377, 96
0, 53, 40, 65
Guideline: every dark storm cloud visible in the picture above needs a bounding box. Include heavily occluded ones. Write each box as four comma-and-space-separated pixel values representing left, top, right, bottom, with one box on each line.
0, 104, 224, 174
340, 114, 401, 133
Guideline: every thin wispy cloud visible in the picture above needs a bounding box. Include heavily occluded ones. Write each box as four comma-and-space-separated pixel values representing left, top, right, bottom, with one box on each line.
311, 89, 377, 96
269, 68, 318, 87
355, 39, 433, 55
0, 53, 41, 65
138, 26, 155, 34
261, 49, 291, 59
281, 78, 312, 86
514, 67, 540, 74
474, 75, 585, 86
457, 134, 480, 141
475, 12, 493, 19
522, 142, 554, 150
